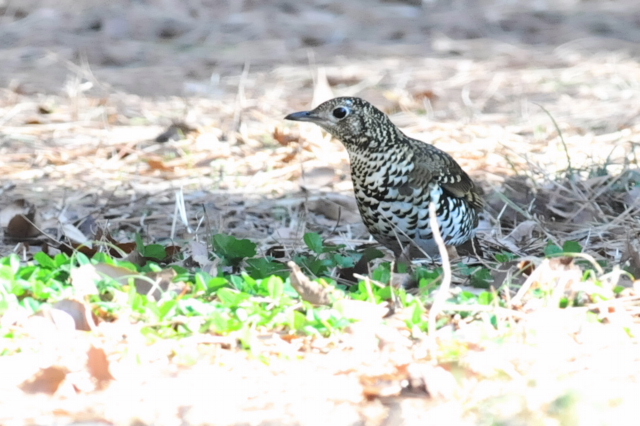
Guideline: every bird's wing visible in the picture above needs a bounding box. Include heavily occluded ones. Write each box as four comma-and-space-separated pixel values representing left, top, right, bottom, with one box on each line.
399, 145, 484, 211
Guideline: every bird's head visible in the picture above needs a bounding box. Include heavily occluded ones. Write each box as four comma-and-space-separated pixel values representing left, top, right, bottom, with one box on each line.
285, 97, 396, 150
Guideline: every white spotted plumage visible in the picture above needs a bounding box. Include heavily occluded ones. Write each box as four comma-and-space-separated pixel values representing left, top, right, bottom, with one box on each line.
285, 97, 484, 258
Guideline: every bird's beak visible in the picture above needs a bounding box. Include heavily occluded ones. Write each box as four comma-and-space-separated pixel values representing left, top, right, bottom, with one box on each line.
284, 110, 322, 123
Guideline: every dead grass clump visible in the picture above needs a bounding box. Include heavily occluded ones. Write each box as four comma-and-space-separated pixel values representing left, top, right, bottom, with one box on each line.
485, 166, 640, 260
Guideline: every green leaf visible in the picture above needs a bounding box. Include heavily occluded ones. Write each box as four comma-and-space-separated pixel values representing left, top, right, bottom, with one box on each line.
296, 256, 330, 276
228, 274, 247, 291
416, 267, 441, 291
376, 285, 394, 301
0, 254, 20, 276
34, 252, 55, 269
303, 233, 325, 254
178, 299, 211, 316
494, 251, 516, 263
53, 253, 71, 268
206, 276, 229, 291
216, 287, 250, 308
332, 254, 356, 268
0, 300, 12, 316
544, 243, 563, 257
372, 263, 391, 284
470, 268, 493, 289
0, 266, 17, 283
478, 291, 495, 306
207, 311, 241, 334
193, 272, 208, 293
135, 233, 145, 252
490, 314, 499, 329
21, 297, 41, 313
562, 241, 582, 253
212, 234, 257, 263
143, 244, 167, 260
458, 291, 477, 302
75, 252, 91, 266
409, 301, 426, 328
265, 276, 284, 300
245, 258, 288, 279
158, 300, 178, 320
293, 310, 307, 331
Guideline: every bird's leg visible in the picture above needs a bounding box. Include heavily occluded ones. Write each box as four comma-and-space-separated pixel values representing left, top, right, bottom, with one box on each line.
390, 245, 418, 288
394, 243, 413, 272
446, 245, 460, 261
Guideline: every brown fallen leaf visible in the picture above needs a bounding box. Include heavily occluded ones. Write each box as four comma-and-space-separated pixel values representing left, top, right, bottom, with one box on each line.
490, 260, 531, 290
20, 366, 68, 395
0, 199, 32, 227
279, 149, 298, 164
111, 241, 138, 257
360, 371, 406, 399
36, 308, 77, 333
60, 222, 88, 245
361, 362, 458, 400
5, 214, 40, 239
6, 209, 40, 239
87, 346, 115, 389
306, 193, 362, 224
145, 156, 175, 172
139, 269, 178, 300
288, 261, 339, 305
155, 122, 195, 143
122, 248, 146, 266
504, 220, 539, 246
93, 263, 137, 283
265, 245, 287, 259
59, 242, 99, 258
411, 87, 440, 103
24, 117, 44, 125
53, 299, 97, 331
404, 363, 459, 399
93, 263, 177, 300
273, 126, 299, 146
164, 245, 182, 261
38, 105, 53, 114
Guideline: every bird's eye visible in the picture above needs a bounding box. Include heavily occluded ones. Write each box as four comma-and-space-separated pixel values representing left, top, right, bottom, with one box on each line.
332, 107, 349, 119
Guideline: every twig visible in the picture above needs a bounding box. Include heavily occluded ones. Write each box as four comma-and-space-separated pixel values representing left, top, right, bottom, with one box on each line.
492, 189, 561, 247
533, 102, 573, 176
172, 186, 192, 238
352, 273, 379, 302
427, 189, 452, 359
510, 258, 545, 306
441, 303, 527, 319
562, 252, 604, 275
353, 273, 387, 289
231, 61, 250, 135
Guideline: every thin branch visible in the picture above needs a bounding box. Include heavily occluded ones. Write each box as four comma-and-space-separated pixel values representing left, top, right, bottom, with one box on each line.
427, 189, 452, 360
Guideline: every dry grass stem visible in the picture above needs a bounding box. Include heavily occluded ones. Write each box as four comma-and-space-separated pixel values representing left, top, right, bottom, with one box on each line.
427, 196, 452, 352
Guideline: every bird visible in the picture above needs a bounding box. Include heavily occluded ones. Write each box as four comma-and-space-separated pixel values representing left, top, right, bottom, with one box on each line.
285, 97, 483, 260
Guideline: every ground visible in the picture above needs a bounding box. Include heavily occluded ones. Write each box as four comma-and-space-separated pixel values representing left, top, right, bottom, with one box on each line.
1, 0, 640, 425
